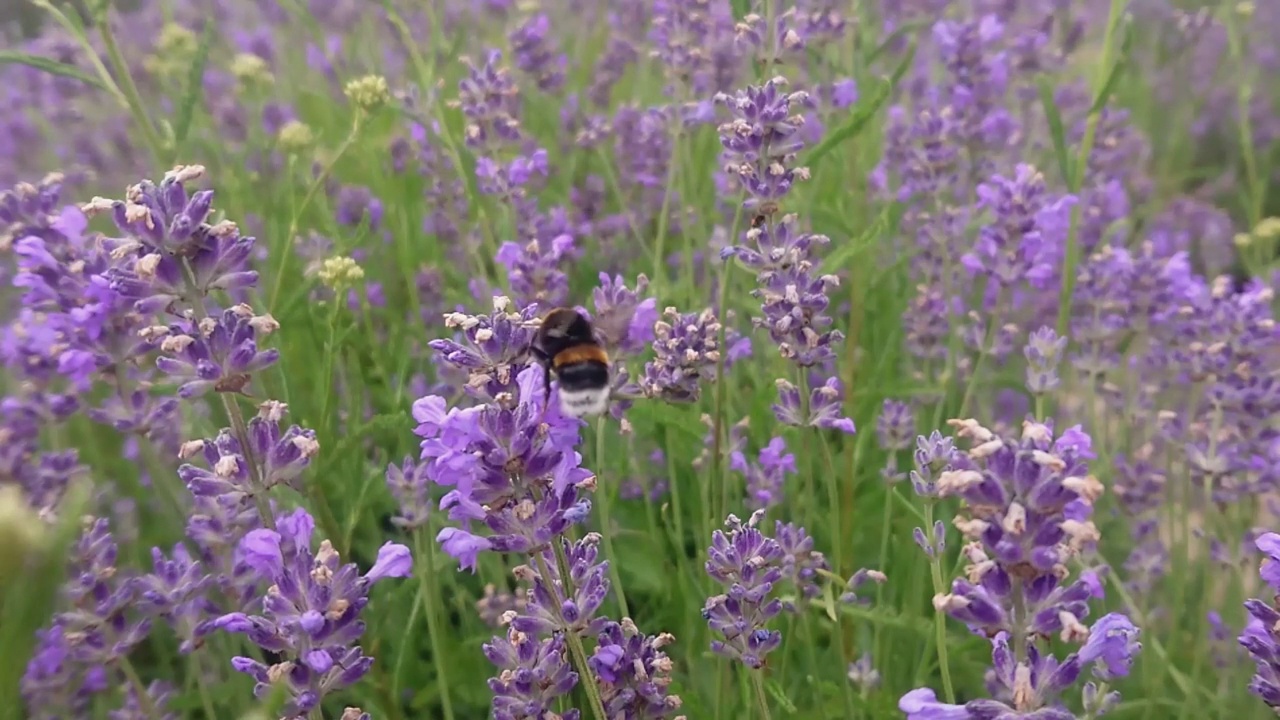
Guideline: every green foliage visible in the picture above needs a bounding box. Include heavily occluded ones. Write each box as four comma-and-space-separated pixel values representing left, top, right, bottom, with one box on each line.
5, 0, 1280, 719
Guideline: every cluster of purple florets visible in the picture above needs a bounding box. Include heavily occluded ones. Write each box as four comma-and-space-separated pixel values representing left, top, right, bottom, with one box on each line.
5, 0, 1280, 719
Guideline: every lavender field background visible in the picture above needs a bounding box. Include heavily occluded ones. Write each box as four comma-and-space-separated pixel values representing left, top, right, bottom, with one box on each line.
3, 0, 1280, 718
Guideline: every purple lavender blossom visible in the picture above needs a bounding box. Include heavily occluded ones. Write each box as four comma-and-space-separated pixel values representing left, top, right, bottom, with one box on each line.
210, 508, 411, 717
773, 520, 829, 610
385, 455, 431, 530
1023, 326, 1067, 395
454, 50, 523, 149
771, 376, 856, 433
178, 400, 318, 503
414, 365, 591, 572
641, 307, 722, 403
703, 510, 785, 669
731, 437, 796, 510
591, 273, 658, 357
484, 626, 581, 720
961, 164, 1076, 294
902, 613, 1139, 718
932, 418, 1106, 644
722, 215, 844, 367
496, 235, 574, 307
508, 14, 567, 93
1241, 532, 1280, 711
590, 618, 684, 717
21, 519, 151, 717
877, 399, 917, 451
152, 305, 280, 397
714, 77, 814, 209
427, 295, 541, 400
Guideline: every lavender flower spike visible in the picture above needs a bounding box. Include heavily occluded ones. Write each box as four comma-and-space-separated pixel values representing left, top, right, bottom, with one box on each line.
703, 510, 786, 669
1241, 532, 1280, 711
210, 508, 411, 717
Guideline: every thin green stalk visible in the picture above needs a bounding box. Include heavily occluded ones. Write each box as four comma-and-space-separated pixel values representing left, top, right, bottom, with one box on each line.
269, 115, 365, 310
119, 656, 161, 720
713, 200, 746, 525
957, 292, 1006, 419
1222, 7, 1266, 228
871, 476, 895, 657
389, 583, 423, 706
593, 417, 630, 618
1054, 0, 1125, 337
538, 550, 610, 720
192, 666, 217, 720
1010, 576, 1028, 662
923, 501, 956, 703
749, 669, 774, 720
651, 133, 683, 291
92, 5, 169, 164
1096, 561, 1197, 700
414, 530, 457, 720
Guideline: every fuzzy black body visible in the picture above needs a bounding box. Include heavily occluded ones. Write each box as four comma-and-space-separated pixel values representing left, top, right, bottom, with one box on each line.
530, 308, 612, 417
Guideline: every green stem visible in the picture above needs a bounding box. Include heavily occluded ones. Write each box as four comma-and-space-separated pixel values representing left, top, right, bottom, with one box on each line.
593, 417, 630, 618
536, 551, 609, 720
1054, 0, 1125, 337
1010, 576, 1028, 662
414, 530, 457, 720
957, 291, 1006, 419
651, 108, 687, 292
94, 7, 168, 164
749, 670, 774, 720
1222, 7, 1265, 229
269, 115, 365, 310
119, 656, 160, 720
923, 501, 955, 703
713, 200, 746, 526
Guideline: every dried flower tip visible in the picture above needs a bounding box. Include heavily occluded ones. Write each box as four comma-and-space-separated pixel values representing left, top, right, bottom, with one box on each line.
936, 469, 983, 496
948, 418, 993, 442
178, 439, 205, 459
208, 220, 238, 237
249, 314, 280, 335
164, 165, 206, 184
258, 400, 288, 422
160, 334, 196, 354
1058, 611, 1089, 642
1063, 475, 1105, 502
81, 196, 115, 216
345, 75, 391, 112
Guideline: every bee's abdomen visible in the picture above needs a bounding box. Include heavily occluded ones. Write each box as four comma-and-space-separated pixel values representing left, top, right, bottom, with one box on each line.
555, 358, 609, 392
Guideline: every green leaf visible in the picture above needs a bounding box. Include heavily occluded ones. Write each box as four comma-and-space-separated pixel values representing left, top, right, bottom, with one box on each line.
1037, 77, 1073, 186
172, 22, 215, 153
0, 50, 110, 93
823, 202, 897, 270
766, 678, 799, 715
801, 41, 915, 170
864, 19, 928, 65
1088, 17, 1135, 116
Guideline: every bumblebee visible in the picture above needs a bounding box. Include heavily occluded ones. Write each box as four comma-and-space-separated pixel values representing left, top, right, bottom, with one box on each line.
530, 307, 611, 417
